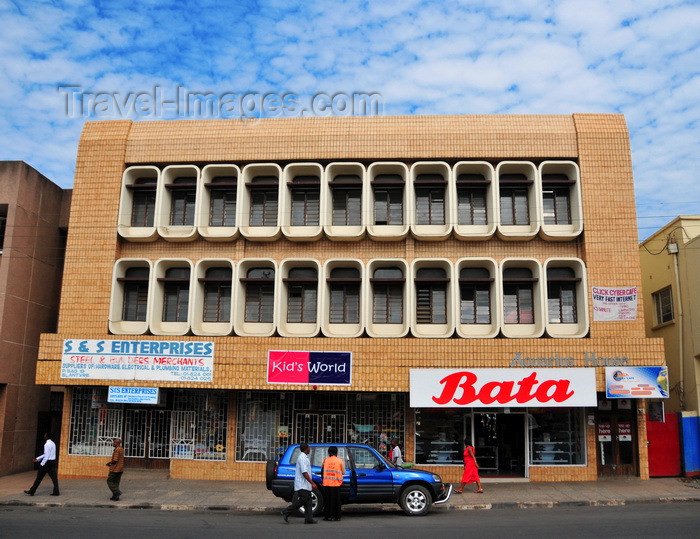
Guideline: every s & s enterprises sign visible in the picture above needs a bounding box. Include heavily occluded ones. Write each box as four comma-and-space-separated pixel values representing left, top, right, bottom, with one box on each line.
410, 368, 596, 408
61, 339, 214, 382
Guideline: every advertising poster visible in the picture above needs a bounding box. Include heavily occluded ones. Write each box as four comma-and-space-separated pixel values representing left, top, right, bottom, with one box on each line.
61, 339, 214, 382
592, 286, 638, 321
605, 366, 669, 399
108, 386, 160, 404
267, 350, 352, 385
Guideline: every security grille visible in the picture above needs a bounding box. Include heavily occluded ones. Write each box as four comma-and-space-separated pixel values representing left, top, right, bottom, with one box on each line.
68, 388, 123, 456
124, 409, 147, 457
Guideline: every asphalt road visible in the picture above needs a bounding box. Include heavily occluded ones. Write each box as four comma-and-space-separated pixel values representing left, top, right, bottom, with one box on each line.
0, 503, 698, 538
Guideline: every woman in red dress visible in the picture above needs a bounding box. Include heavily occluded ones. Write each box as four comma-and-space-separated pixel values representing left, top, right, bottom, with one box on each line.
455, 440, 484, 494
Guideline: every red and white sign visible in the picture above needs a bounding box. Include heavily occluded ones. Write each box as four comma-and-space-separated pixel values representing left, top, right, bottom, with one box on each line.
409, 368, 596, 408
598, 422, 612, 442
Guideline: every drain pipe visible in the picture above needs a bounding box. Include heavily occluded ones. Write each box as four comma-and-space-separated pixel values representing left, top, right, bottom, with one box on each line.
668, 241, 685, 410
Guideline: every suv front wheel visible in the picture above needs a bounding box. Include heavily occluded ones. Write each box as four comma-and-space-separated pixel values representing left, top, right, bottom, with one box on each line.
400, 485, 432, 516
296, 488, 324, 518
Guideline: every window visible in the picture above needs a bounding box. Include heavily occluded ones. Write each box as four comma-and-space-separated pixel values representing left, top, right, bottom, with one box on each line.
414, 174, 446, 225
503, 268, 535, 324
328, 267, 361, 324
200, 267, 232, 322
529, 409, 586, 465
129, 177, 157, 227
415, 268, 448, 324
500, 174, 530, 225
457, 174, 488, 226
371, 267, 404, 323
653, 286, 674, 324
285, 267, 318, 323
459, 267, 492, 324
289, 175, 320, 226
118, 267, 149, 321
542, 174, 573, 225
547, 267, 578, 324
248, 176, 278, 226
372, 174, 403, 225
242, 268, 275, 323
331, 174, 362, 226
160, 268, 190, 322
0, 204, 7, 251
207, 176, 237, 227
168, 177, 197, 226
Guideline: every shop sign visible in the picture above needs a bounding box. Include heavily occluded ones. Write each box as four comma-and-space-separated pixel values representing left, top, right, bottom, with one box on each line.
597, 422, 612, 442
605, 366, 669, 399
61, 339, 214, 382
617, 421, 632, 441
108, 386, 159, 404
592, 286, 637, 321
267, 350, 352, 385
409, 368, 596, 408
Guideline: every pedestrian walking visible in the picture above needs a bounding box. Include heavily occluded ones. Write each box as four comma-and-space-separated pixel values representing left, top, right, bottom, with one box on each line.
281, 442, 317, 524
24, 432, 60, 496
321, 446, 345, 521
455, 440, 484, 494
106, 438, 125, 501
390, 438, 404, 467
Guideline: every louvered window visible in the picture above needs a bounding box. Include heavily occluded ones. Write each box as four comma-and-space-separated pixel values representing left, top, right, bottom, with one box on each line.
160, 267, 190, 322
248, 176, 278, 226
119, 267, 149, 321
503, 268, 535, 324
499, 174, 530, 225
207, 176, 237, 227
285, 267, 318, 323
328, 268, 360, 324
331, 174, 362, 226
459, 267, 492, 324
542, 174, 573, 225
415, 174, 446, 225
242, 268, 275, 323
168, 177, 197, 226
290, 175, 320, 226
372, 174, 403, 225
456, 174, 488, 225
200, 267, 232, 322
129, 178, 157, 227
415, 268, 448, 324
371, 267, 404, 323
547, 267, 578, 323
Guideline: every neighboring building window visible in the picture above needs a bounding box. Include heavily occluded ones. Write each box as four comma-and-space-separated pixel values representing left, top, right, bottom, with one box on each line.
129, 177, 157, 227
290, 175, 320, 226
371, 267, 404, 323
118, 267, 149, 321
503, 267, 535, 324
414, 174, 446, 225
207, 176, 237, 227
547, 267, 578, 324
330, 174, 362, 226
201, 267, 232, 322
160, 267, 190, 322
0, 204, 7, 251
168, 177, 197, 226
499, 174, 530, 225
653, 286, 674, 324
415, 268, 448, 324
242, 267, 275, 323
248, 176, 278, 226
456, 174, 488, 226
285, 267, 318, 323
542, 174, 572, 225
372, 174, 403, 225
328, 267, 361, 324
459, 267, 492, 324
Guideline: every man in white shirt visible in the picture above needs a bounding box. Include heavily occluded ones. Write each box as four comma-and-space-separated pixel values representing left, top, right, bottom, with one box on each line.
25, 432, 60, 496
281, 442, 317, 524
390, 438, 404, 467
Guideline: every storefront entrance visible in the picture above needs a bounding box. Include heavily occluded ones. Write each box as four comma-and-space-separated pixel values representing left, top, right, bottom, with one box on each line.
474, 412, 526, 477
294, 412, 346, 444
596, 404, 638, 476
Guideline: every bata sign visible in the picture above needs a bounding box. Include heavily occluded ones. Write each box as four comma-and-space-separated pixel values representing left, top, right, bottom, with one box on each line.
410, 368, 597, 408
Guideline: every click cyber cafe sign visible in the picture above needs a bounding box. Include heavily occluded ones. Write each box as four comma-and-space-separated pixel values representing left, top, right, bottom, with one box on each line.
61, 339, 214, 382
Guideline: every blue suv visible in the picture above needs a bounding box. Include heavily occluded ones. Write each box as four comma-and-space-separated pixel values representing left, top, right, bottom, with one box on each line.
266, 443, 452, 516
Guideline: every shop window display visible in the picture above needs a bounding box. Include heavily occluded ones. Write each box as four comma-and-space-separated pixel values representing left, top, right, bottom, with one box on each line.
528, 408, 585, 465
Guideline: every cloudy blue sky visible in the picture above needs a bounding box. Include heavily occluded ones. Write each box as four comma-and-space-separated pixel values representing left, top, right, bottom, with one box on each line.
1, 0, 698, 239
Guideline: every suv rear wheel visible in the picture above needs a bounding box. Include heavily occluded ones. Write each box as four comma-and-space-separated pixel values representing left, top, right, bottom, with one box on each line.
265, 460, 276, 491
400, 485, 431, 516
296, 488, 324, 518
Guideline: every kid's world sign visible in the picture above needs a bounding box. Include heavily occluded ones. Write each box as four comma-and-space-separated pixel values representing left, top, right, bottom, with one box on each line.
61, 339, 214, 382
267, 350, 352, 385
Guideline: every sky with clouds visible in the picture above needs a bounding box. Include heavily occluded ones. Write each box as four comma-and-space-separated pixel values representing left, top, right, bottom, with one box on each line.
0, 0, 698, 239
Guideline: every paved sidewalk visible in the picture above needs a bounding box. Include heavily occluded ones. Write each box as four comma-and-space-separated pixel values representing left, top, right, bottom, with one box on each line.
1, 470, 698, 513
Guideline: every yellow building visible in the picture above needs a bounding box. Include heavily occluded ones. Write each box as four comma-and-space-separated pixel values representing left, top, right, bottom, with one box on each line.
37, 114, 665, 483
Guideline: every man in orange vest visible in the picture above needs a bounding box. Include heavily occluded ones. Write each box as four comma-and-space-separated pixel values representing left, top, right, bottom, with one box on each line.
321, 446, 345, 521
